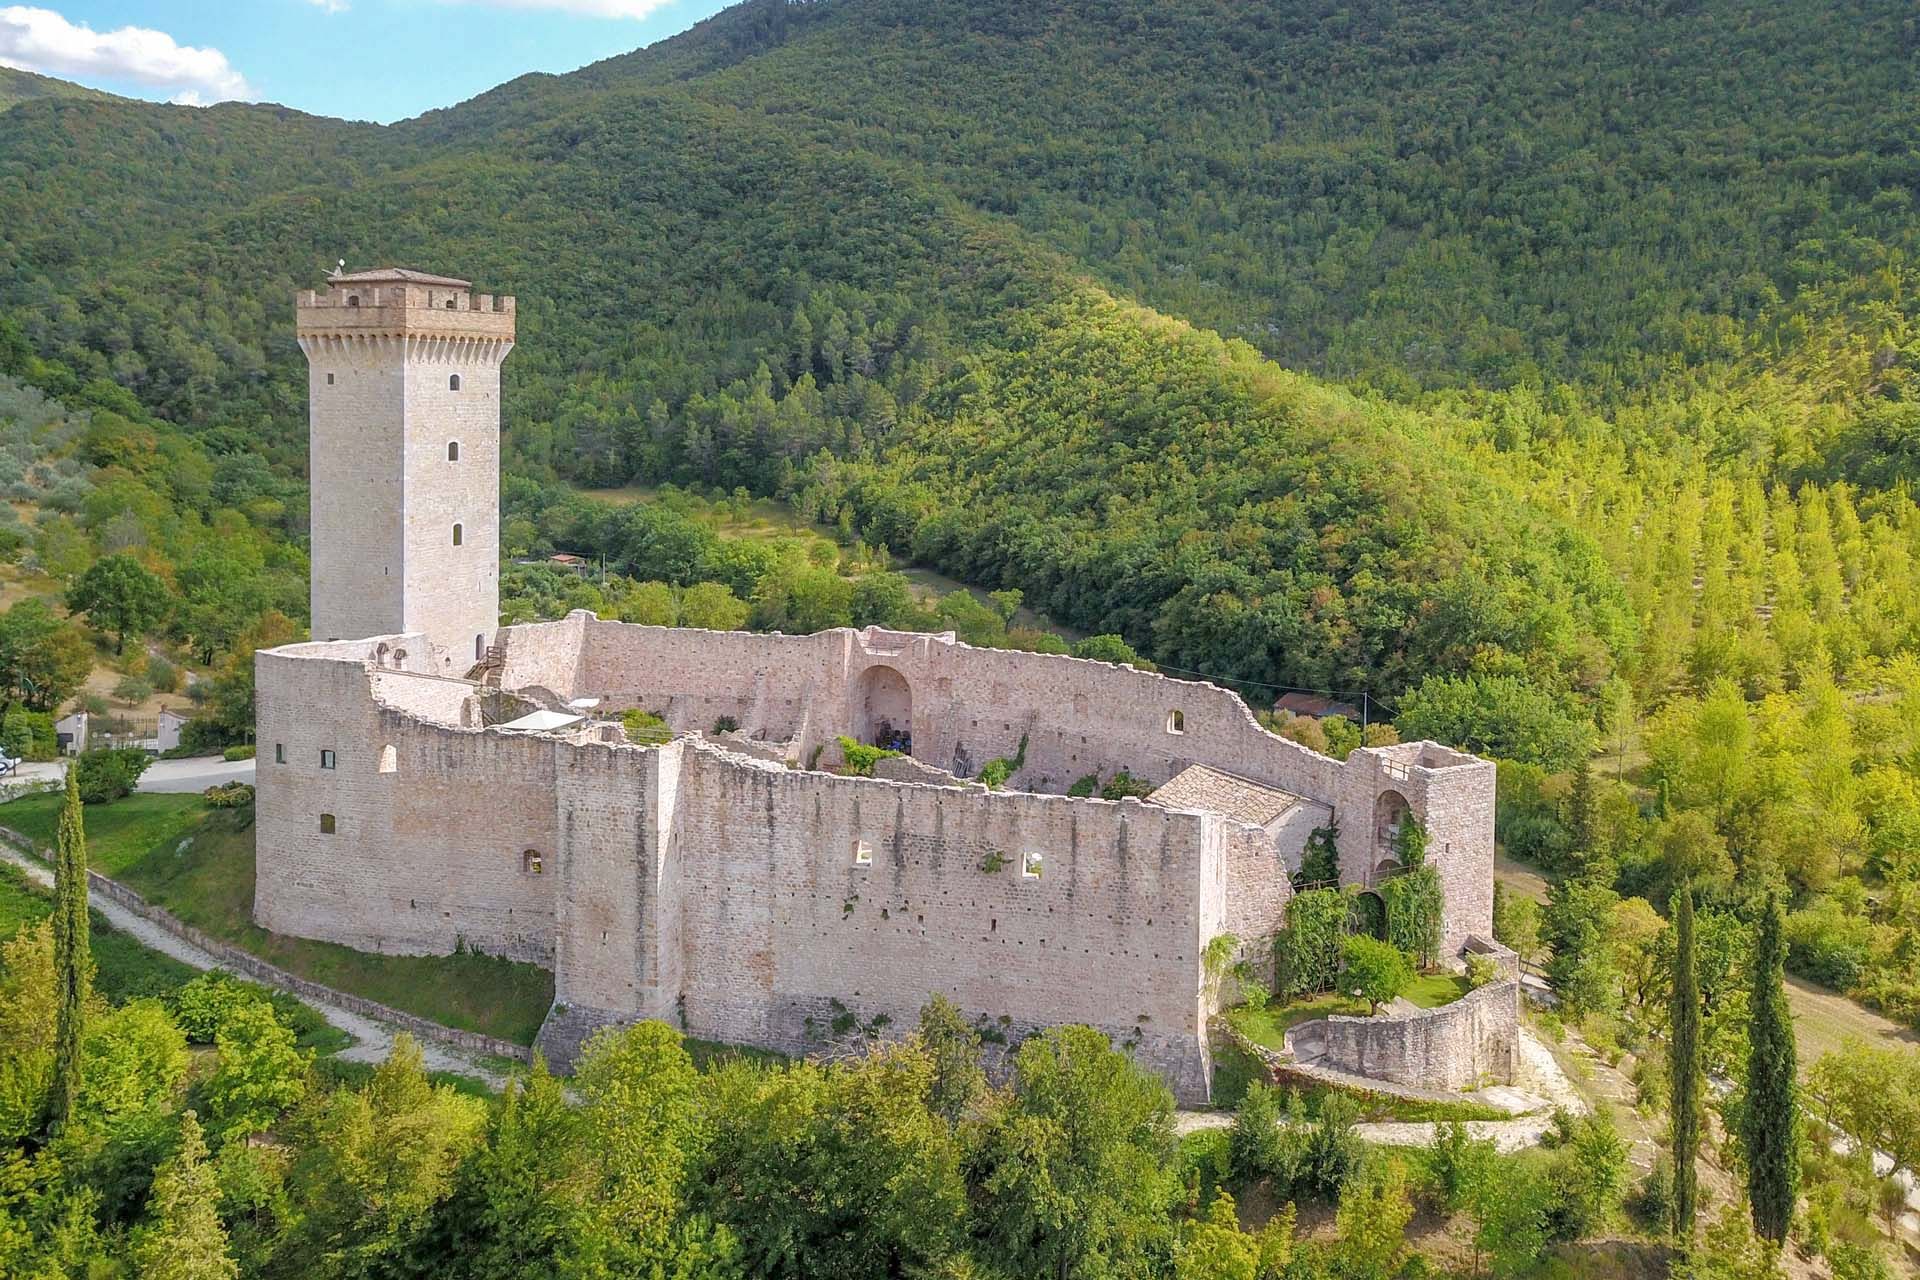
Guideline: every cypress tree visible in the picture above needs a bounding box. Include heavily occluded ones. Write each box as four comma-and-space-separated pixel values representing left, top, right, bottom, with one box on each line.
48, 764, 91, 1133
1742, 893, 1799, 1244
1669, 878, 1701, 1241
1567, 762, 1597, 866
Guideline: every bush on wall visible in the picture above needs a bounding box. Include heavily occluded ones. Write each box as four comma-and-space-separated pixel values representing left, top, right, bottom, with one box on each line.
1274, 888, 1348, 998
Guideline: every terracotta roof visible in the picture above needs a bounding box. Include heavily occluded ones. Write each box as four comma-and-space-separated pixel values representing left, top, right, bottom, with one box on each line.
1147, 764, 1306, 827
1274, 691, 1360, 720
328, 267, 473, 288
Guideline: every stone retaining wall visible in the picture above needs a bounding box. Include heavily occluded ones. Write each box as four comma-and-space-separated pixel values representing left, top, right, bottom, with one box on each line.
2, 826, 530, 1063
1285, 978, 1519, 1091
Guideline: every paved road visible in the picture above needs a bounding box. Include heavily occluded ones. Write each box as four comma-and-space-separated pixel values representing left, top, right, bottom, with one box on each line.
8, 756, 255, 793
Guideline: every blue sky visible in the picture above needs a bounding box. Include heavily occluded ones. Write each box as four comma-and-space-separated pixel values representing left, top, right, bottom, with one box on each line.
0, 1, 736, 122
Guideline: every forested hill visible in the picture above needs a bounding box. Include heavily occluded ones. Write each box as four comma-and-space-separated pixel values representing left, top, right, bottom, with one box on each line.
0, 66, 113, 113
0, 0, 1917, 709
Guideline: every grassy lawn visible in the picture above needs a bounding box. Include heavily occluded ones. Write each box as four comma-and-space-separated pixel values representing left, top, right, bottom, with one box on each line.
0, 791, 204, 876
1404, 973, 1471, 1008
1230, 993, 1369, 1050
0, 796, 554, 1045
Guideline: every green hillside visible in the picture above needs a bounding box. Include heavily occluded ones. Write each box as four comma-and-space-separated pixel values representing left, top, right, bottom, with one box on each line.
0, 66, 113, 113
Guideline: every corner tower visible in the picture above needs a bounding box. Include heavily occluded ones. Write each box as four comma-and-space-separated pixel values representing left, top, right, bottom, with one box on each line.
295, 267, 515, 667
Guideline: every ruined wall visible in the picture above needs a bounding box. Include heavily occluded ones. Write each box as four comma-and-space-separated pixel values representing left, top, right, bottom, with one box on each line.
496, 609, 588, 694
1217, 820, 1293, 986
1284, 980, 1519, 1091
254, 643, 558, 964
687, 749, 1214, 1099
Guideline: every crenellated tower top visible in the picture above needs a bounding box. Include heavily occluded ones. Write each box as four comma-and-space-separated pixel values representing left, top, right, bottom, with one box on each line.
296, 266, 515, 354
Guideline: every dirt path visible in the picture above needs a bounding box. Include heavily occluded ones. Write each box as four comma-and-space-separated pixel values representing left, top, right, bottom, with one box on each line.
0, 840, 512, 1089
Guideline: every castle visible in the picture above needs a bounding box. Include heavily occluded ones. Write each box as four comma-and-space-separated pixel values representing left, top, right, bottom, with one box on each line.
254, 268, 1501, 1103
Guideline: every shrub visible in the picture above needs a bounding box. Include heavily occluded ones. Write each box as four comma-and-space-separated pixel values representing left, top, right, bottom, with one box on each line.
1067, 772, 1100, 798
622, 708, 670, 743
1464, 952, 1500, 989
1, 707, 54, 761
74, 747, 151, 803
170, 972, 255, 1043
203, 781, 254, 808
111, 675, 152, 705
1784, 898, 1874, 990
221, 744, 255, 762
178, 717, 233, 755
837, 735, 899, 776
711, 715, 740, 735
143, 655, 182, 694
1099, 769, 1154, 800
1229, 1081, 1305, 1187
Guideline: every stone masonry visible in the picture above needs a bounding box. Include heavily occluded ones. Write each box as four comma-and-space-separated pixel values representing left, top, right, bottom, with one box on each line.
254, 267, 1502, 1105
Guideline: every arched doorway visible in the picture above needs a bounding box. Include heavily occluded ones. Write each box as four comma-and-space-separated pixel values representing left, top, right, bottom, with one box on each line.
853, 665, 913, 754
1374, 789, 1412, 861
1349, 890, 1388, 941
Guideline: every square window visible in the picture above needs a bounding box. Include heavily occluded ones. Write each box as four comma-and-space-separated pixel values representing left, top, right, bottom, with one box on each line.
1166, 710, 1186, 734
319, 813, 336, 834
853, 840, 873, 867
1022, 851, 1044, 879
274, 743, 285, 764
522, 850, 544, 875
320, 749, 336, 770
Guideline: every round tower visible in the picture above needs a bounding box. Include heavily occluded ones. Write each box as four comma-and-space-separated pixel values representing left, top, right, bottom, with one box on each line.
295, 267, 515, 669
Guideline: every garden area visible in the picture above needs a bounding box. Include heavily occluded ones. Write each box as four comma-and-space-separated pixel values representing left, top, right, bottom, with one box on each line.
0, 789, 555, 1044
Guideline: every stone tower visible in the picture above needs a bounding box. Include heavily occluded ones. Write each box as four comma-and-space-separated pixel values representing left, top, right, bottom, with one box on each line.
295, 268, 515, 668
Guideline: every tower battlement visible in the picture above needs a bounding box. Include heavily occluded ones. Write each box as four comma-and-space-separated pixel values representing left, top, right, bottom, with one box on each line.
296, 268, 514, 348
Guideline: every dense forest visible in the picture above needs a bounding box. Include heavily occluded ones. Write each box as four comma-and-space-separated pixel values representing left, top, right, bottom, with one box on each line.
3, 0, 1920, 1272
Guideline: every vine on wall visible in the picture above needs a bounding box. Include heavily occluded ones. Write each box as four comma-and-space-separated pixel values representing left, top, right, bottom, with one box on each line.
1382, 866, 1443, 968
1274, 888, 1348, 998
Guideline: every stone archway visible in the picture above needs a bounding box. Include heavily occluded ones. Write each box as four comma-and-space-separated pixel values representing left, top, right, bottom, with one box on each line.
1374, 788, 1412, 861
853, 665, 913, 754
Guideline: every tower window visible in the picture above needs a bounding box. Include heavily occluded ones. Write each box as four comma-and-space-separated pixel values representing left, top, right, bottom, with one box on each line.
1023, 851, 1044, 879
274, 743, 285, 764
345, 295, 359, 307
326, 372, 334, 385
452, 523, 463, 546
522, 850, 544, 875
319, 814, 336, 834
447, 441, 460, 461
476, 634, 486, 662
378, 744, 397, 774
853, 840, 873, 867
448, 374, 462, 392
1166, 709, 1186, 735
319, 749, 336, 770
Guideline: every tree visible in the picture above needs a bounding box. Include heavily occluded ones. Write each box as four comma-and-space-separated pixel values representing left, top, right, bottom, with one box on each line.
1546, 867, 1620, 1014
1671, 879, 1702, 1240
916, 994, 987, 1126
0, 599, 93, 710
1332, 1157, 1414, 1280
1492, 882, 1542, 973
974, 1025, 1178, 1280
1339, 935, 1412, 1009
203, 611, 296, 744
48, 765, 89, 1135
1741, 893, 1798, 1244
1566, 761, 1597, 861
67, 552, 170, 653
1394, 672, 1594, 771
1808, 1043, 1920, 1185
677, 580, 749, 631
1072, 633, 1150, 668
128, 1110, 238, 1280
204, 998, 309, 1143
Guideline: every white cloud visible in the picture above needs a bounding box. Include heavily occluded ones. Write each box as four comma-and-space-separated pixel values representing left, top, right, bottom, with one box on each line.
0, 6, 252, 102
468, 0, 675, 18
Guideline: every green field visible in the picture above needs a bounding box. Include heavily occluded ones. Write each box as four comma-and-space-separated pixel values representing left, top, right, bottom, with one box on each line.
0, 794, 554, 1045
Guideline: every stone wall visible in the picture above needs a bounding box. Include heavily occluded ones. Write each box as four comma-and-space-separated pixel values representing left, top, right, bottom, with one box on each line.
255, 644, 559, 964
1284, 979, 1520, 1091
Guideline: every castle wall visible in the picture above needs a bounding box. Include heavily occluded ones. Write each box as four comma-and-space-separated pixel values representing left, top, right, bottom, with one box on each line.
1283, 979, 1519, 1091
663, 747, 1215, 1101
254, 646, 557, 964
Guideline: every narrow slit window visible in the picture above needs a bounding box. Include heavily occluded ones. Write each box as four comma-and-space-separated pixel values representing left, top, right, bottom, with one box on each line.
274, 743, 285, 764
326, 372, 334, 385
319, 749, 336, 770
319, 813, 336, 834
447, 440, 460, 461
448, 373, 462, 391
452, 523, 463, 546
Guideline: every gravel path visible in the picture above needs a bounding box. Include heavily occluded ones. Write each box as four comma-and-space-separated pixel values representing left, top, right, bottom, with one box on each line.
0, 839, 511, 1088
